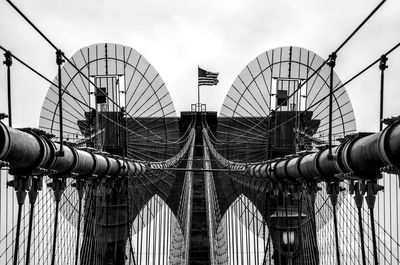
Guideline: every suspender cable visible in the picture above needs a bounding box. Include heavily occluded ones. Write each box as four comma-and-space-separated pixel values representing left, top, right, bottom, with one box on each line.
284, 194, 292, 265
353, 182, 367, 265
379, 55, 388, 131
25, 199, 35, 265
125, 179, 136, 265
7, 176, 27, 265
25, 176, 41, 265
3, 51, 12, 127
366, 180, 383, 265
357, 203, 367, 264
262, 234, 270, 265
145, 199, 150, 265
51, 196, 61, 265
254, 203, 259, 265
332, 199, 341, 265
51, 178, 65, 265
370, 208, 379, 265
7, 175, 27, 265
327, 182, 341, 265
74, 179, 85, 265
275, 195, 283, 265
105, 181, 110, 264
13, 202, 24, 265
263, 192, 267, 265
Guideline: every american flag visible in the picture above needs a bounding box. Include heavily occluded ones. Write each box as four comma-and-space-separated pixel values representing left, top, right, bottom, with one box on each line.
198, 67, 219, 86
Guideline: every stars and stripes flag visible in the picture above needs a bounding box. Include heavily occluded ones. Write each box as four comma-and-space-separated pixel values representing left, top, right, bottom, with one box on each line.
198, 67, 219, 86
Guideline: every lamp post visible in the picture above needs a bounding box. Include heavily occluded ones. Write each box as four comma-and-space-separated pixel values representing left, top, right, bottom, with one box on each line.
269, 206, 306, 265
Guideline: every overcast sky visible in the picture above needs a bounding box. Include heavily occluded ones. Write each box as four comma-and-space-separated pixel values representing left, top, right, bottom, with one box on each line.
0, 0, 399, 131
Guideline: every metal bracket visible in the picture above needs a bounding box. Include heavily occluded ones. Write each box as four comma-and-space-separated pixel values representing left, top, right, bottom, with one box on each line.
7, 175, 28, 205
69, 172, 79, 178
56, 50, 65, 66
365, 181, 384, 209
327, 52, 337, 68
80, 147, 97, 153
334, 171, 359, 181
379, 54, 388, 71
291, 184, 304, 201
296, 150, 315, 156
353, 181, 366, 208
0, 160, 10, 168
72, 178, 86, 200
31, 167, 57, 177
326, 182, 345, 206
381, 165, 400, 175
0, 113, 9, 120
48, 177, 67, 202
382, 116, 400, 126
3, 50, 12, 66
28, 175, 43, 204
18, 127, 55, 139
385, 165, 400, 189
307, 184, 321, 205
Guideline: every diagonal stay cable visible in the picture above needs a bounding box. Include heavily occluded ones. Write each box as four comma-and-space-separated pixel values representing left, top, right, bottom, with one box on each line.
215, 41, 400, 147
0, 45, 192, 156
271, 0, 387, 115
4, 1, 181, 144
216, 0, 389, 145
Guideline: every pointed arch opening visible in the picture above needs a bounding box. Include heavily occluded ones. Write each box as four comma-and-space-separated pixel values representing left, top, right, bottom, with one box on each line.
220, 194, 274, 265
128, 194, 182, 265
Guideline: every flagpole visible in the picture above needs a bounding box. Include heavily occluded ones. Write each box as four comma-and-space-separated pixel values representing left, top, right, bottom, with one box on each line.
198, 83, 200, 111
197, 66, 200, 111
197, 66, 219, 112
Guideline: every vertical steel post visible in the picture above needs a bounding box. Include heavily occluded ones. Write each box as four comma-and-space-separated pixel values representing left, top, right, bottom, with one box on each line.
56, 50, 65, 156
3, 51, 12, 127
327, 53, 337, 160
379, 55, 388, 131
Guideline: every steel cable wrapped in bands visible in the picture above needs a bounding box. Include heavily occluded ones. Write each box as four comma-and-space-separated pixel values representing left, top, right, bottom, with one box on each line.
0, 122, 148, 178
0, 123, 46, 171
378, 120, 400, 169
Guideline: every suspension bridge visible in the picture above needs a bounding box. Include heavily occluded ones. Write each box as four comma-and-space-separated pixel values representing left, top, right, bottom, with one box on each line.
1, 0, 400, 264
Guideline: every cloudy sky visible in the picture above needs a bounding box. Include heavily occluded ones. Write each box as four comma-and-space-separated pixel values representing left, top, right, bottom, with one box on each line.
0, 0, 399, 131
